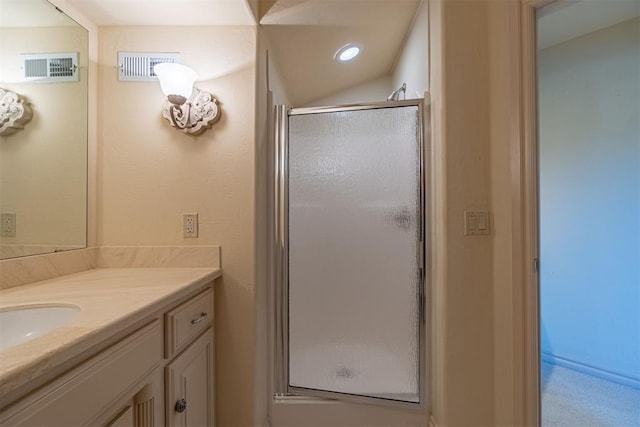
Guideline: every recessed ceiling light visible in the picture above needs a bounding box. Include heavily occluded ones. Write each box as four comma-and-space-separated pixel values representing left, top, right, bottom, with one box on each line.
335, 44, 361, 62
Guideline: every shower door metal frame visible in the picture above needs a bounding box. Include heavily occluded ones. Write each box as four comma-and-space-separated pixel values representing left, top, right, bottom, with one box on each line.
274, 99, 428, 410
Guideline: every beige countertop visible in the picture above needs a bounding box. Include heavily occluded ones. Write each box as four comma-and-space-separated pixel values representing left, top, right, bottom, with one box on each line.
0, 267, 221, 401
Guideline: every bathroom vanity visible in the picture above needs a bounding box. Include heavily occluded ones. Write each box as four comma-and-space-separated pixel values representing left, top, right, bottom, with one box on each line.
0, 267, 220, 426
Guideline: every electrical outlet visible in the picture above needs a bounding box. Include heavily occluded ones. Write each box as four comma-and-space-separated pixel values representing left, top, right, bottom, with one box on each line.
183, 213, 198, 238
1, 213, 16, 237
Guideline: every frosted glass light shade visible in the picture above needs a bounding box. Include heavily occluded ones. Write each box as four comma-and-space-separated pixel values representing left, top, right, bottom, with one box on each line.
153, 63, 196, 103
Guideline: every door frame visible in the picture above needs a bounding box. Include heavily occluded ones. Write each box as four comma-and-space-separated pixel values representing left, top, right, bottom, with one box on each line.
516, 0, 559, 425
269, 99, 431, 425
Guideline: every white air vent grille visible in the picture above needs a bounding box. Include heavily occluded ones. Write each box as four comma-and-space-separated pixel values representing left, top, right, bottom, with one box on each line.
118, 52, 180, 82
21, 53, 79, 82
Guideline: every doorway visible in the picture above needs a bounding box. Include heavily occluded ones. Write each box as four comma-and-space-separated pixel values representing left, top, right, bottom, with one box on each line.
536, 1, 640, 425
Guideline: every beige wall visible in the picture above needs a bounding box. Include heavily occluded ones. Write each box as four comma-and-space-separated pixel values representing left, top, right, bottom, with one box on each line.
97, 26, 256, 426
304, 75, 392, 106
392, 0, 429, 98
429, 0, 496, 425
431, 1, 538, 425
0, 26, 87, 251
430, 1, 546, 425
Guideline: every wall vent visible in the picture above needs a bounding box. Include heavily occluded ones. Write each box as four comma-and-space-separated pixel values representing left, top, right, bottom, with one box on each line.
118, 52, 180, 82
21, 52, 79, 83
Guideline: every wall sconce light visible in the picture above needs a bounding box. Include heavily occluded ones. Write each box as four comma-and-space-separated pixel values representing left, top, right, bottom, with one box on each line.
0, 88, 33, 136
153, 63, 220, 135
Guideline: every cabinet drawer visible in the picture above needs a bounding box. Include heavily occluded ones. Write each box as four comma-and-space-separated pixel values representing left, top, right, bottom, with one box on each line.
165, 288, 214, 357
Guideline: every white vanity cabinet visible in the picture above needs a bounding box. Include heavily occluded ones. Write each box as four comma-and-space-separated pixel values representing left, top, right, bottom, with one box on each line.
0, 284, 215, 427
166, 328, 215, 427
0, 320, 163, 426
165, 288, 215, 427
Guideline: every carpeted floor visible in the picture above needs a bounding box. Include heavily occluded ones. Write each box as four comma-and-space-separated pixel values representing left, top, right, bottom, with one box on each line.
542, 362, 640, 426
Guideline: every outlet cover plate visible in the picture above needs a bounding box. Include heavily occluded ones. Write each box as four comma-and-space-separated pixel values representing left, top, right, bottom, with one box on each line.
183, 213, 198, 238
1, 213, 16, 237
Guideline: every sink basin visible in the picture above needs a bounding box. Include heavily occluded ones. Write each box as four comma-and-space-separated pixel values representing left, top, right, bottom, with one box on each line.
0, 305, 80, 351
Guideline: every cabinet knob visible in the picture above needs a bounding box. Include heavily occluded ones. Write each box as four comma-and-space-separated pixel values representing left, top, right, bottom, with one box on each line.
175, 398, 187, 413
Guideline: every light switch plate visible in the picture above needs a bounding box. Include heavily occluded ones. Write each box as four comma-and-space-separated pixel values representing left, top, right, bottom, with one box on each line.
464, 210, 490, 236
1, 213, 16, 237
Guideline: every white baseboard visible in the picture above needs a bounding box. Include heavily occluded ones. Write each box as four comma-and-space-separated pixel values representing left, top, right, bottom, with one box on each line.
542, 353, 640, 390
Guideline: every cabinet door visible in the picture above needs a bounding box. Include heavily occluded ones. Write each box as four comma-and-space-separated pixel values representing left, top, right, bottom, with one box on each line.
166, 328, 214, 427
106, 404, 134, 427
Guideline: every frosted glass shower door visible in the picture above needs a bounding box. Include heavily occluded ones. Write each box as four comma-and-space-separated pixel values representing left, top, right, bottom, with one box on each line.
287, 103, 424, 405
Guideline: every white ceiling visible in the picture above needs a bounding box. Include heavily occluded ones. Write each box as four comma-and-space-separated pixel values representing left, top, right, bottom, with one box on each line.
260, 0, 416, 26
63, 0, 256, 26
56, 0, 422, 105
1, 0, 421, 105
538, 0, 640, 49
261, 0, 422, 105
0, 0, 79, 28
4, 0, 638, 104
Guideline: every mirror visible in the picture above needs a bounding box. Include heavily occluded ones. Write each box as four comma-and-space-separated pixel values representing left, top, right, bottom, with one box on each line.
0, 0, 88, 259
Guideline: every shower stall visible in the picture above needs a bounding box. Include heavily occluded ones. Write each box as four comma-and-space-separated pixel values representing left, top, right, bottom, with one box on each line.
273, 99, 428, 410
